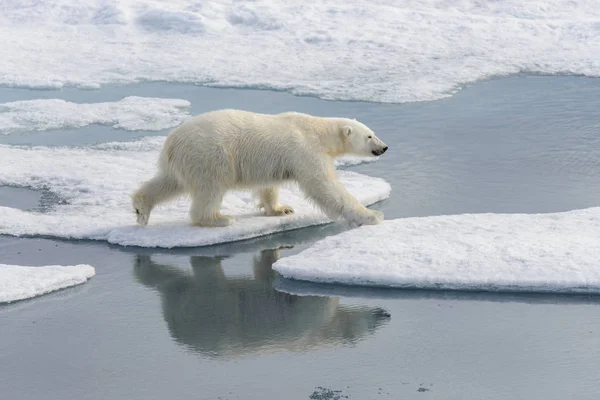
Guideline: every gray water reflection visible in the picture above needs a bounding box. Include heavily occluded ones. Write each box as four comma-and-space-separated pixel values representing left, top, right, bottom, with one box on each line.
133, 248, 390, 358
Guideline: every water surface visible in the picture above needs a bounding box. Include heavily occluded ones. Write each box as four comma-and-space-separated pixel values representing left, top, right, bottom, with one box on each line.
1, 76, 600, 399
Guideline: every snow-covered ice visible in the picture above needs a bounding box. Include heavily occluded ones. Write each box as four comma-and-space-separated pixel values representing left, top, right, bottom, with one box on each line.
0, 138, 390, 248
273, 208, 600, 294
0, 97, 191, 134
1, 0, 599, 103
0, 264, 95, 303
334, 155, 379, 168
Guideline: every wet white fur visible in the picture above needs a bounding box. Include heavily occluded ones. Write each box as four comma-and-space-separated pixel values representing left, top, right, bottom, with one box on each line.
131, 109, 388, 227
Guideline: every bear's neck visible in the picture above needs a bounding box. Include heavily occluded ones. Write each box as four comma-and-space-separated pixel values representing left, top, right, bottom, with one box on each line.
311, 117, 348, 158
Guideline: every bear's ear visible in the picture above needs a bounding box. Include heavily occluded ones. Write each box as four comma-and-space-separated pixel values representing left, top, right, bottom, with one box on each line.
342, 126, 353, 136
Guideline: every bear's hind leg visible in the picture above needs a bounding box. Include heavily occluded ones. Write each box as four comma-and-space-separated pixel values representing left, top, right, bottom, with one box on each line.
132, 174, 184, 226
255, 186, 294, 216
189, 188, 233, 227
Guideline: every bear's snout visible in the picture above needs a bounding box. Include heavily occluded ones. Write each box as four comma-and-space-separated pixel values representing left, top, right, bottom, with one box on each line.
372, 146, 388, 156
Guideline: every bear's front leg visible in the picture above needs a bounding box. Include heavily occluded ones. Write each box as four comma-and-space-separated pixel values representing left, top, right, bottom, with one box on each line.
255, 187, 294, 216
296, 164, 383, 227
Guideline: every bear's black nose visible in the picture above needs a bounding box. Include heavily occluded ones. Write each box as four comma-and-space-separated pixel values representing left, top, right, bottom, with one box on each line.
382, 146, 388, 153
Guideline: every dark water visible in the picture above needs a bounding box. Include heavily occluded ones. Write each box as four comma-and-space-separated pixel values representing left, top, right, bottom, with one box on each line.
1, 76, 600, 399
0, 187, 41, 211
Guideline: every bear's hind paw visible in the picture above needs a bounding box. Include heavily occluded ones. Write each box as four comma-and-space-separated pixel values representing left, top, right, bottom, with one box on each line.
192, 214, 234, 227
264, 204, 295, 216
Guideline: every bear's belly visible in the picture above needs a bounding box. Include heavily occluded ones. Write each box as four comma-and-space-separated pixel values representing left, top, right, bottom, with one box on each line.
233, 157, 295, 187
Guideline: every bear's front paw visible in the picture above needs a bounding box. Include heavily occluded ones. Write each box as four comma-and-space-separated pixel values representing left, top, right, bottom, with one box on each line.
344, 208, 383, 228
265, 204, 295, 216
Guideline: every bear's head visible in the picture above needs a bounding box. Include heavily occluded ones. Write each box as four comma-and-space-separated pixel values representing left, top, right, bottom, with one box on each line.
341, 119, 388, 157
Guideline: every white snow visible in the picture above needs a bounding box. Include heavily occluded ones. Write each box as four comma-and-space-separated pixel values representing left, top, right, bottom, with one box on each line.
273, 208, 600, 294
0, 138, 391, 248
0, 96, 191, 134
0, 264, 95, 303
333, 155, 379, 168
1, 0, 599, 103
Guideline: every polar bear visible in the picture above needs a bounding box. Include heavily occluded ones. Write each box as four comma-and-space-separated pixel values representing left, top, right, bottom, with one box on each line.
131, 109, 388, 228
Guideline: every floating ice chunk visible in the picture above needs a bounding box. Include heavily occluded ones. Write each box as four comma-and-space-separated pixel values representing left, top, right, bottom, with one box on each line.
0, 139, 390, 248
334, 155, 379, 168
273, 208, 600, 294
0, 264, 95, 303
0, 97, 191, 134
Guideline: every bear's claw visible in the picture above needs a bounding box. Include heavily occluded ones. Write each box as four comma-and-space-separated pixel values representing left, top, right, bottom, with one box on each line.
264, 204, 295, 216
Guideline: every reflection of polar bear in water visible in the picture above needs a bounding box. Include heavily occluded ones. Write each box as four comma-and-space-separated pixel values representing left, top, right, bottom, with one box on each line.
132, 109, 388, 227
133, 249, 390, 358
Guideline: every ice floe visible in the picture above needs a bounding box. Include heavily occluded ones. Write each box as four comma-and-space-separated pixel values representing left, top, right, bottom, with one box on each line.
1, 0, 599, 102
274, 208, 600, 294
0, 264, 95, 303
0, 138, 390, 248
0, 97, 191, 134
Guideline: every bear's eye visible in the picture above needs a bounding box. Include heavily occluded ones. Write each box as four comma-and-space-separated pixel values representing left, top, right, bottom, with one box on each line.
367, 135, 372, 139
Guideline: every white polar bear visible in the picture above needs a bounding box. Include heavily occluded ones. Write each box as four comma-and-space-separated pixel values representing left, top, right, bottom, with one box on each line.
131, 109, 388, 228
